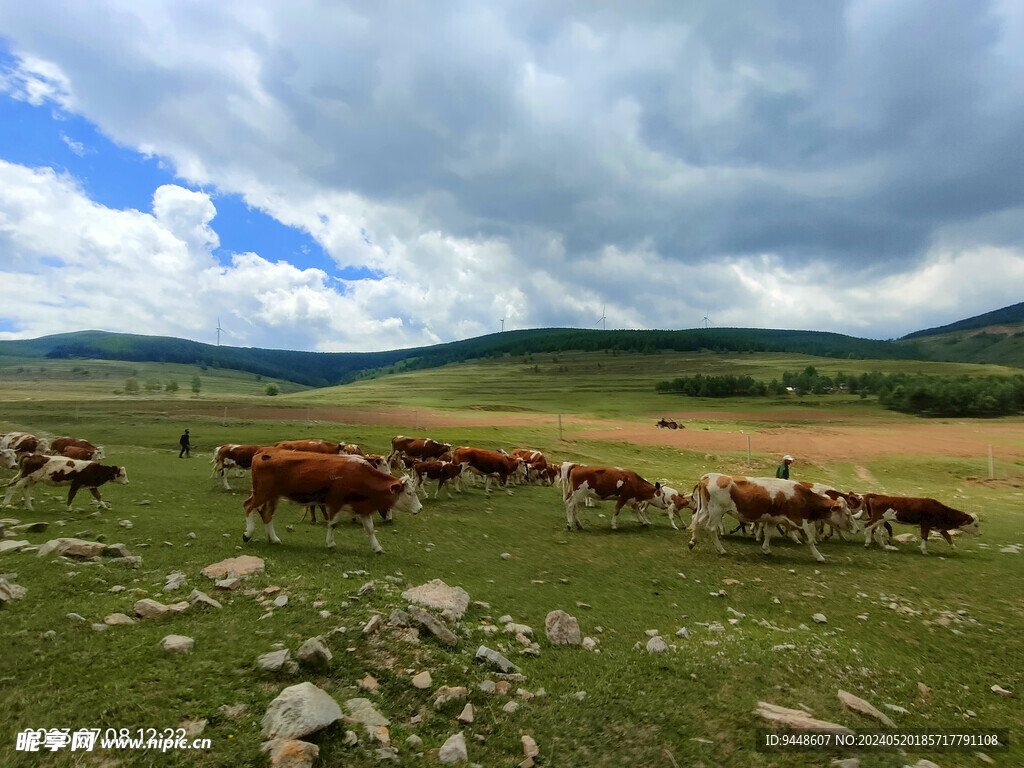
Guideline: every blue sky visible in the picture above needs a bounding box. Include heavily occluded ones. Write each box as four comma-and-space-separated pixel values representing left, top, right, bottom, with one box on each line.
1, 2, 1024, 352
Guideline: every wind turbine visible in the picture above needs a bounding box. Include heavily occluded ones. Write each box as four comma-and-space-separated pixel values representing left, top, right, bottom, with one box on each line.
216, 317, 226, 346
500, 317, 506, 332
701, 310, 712, 329
596, 306, 607, 331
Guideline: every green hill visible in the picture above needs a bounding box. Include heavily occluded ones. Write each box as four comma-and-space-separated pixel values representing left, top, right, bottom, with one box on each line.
901, 301, 1024, 339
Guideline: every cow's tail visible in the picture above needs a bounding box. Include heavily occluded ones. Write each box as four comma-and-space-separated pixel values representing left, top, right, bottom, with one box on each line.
560, 463, 578, 502
690, 480, 708, 530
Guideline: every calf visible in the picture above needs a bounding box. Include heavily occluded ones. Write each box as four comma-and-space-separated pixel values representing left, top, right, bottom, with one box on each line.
411, 460, 463, 498
243, 449, 421, 553
661, 486, 697, 530
688, 474, 847, 562
562, 464, 671, 530
451, 447, 526, 494
511, 448, 555, 485
51, 437, 104, 460
861, 493, 979, 554
3, 453, 128, 512
212, 444, 265, 490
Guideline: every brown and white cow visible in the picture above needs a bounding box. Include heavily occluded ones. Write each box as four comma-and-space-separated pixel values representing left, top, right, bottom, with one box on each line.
800, 483, 864, 541
451, 447, 527, 495
511, 448, 556, 485
660, 486, 698, 530
0, 432, 50, 456
50, 437, 104, 461
212, 444, 266, 490
410, 460, 463, 499
688, 474, 849, 562
0, 448, 17, 470
273, 439, 348, 455
243, 449, 421, 553
860, 493, 980, 554
562, 464, 672, 531
2, 453, 128, 512
389, 436, 453, 466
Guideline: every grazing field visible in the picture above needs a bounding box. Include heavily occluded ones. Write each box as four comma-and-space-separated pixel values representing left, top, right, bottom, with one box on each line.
1, 356, 1022, 768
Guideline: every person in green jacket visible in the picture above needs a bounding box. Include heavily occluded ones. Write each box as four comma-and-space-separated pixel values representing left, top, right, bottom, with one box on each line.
776, 455, 794, 479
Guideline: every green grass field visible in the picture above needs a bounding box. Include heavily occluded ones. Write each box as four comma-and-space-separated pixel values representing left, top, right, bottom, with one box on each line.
1, 353, 1022, 767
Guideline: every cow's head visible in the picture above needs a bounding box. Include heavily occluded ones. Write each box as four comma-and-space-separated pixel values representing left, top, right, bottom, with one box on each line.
959, 512, 981, 536
113, 466, 130, 484
0, 448, 16, 469
647, 481, 671, 510
392, 476, 423, 516
827, 499, 857, 532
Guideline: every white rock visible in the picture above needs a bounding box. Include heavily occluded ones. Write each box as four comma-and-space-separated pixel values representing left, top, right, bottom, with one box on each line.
188, 589, 223, 609
402, 579, 470, 621
837, 690, 896, 727
261, 682, 343, 740
755, 702, 853, 734
0, 540, 31, 554
457, 703, 474, 723
438, 732, 468, 764
646, 636, 669, 653
258, 649, 298, 674
273, 594, 289, 608
812, 613, 828, 624
412, 671, 432, 689
296, 637, 332, 668
345, 697, 390, 743
522, 735, 539, 758
582, 636, 598, 650
201, 555, 265, 579
160, 635, 194, 653
104, 613, 136, 626
164, 571, 187, 591
502, 701, 519, 714
990, 684, 1012, 696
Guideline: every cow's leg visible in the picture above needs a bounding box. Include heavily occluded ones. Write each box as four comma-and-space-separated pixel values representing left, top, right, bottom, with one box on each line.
325, 510, 338, 549
258, 502, 282, 544
863, 519, 879, 548
919, 525, 929, 555
89, 487, 110, 509
636, 501, 651, 527
565, 499, 575, 531
362, 514, 384, 554
939, 529, 955, 550
243, 510, 257, 542
760, 523, 774, 556
708, 514, 727, 555
802, 521, 826, 562
611, 498, 624, 530
4, 479, 31, 509
728, 522, 746, 535
667, 507, 679, 530
754, 523, 764, 542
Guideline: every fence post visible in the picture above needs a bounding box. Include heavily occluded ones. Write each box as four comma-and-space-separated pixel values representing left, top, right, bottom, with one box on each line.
747, 435, 751, 465
989, 445, 994, 480
558, 414, 563, 441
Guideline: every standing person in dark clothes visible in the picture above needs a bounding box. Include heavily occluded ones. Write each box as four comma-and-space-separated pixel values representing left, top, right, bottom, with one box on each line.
178, 429, 192, 458
776, 454, 793, 479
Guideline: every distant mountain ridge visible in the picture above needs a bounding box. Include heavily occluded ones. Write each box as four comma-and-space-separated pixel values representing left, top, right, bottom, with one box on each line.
901, 301, 1024, 340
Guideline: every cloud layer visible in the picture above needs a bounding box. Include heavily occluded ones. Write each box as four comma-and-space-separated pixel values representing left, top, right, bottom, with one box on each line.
2, 1, 1024, 348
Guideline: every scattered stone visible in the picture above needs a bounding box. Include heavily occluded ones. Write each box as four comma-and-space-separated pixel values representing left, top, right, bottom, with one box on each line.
918, 682, 932, 699
296, 637, 332, 669
344, 698, 390, 744
389, 608, 410, 627
502, 701, 519, 714
261, 682, 342, 741
262, 739, 319, 768
273, 594, 289, 608
573, 691, 587, 700
645, 629, 659, 637
0, 540, 31, 555
164, 571, 187, 591
188, 589, 223, 609
545, 610, 582, 646
772, 644, 797, 652
501, 553, 512, 560
402, 579, 470, 621
118, 520, 133, 528
91, 623, 108, 632
104, 613, 136, 626
201, 555, 265, 580
974, 752, 995, 764
215, 577, 241, 591
505, 622, 534, 636
342, 730, 359, 747
990, 684, 1012, 696
475, 645, 521, 673
160, 635, 194, 654
108, 555, 142, 568
363, 614, 384, 635
37, 538, 106, 559
812, 613, 828, 624
406, 734, 423, 749
258, 649, 299, 674
646, 636, 669, 653
438, 732, 468, 764
219, 703, 248, 720
359, 674, 379, 693
457, 703, 474, 723
12, 521, 48, 534
357, 580, 376, 596
903, 761, 941, 768
0, 577, 26, 603
830, 760, 860, 768
522, 735, 539, 758
755, 702, 853, 734
109, 585, 125, 593
180, 719, 207, 738
410, 607, 460, 647
412, 671, 432, 689
134, 598, 190, 620
838, 690, 896, 727
676, 628, 690, 640
66, 612, 85, 622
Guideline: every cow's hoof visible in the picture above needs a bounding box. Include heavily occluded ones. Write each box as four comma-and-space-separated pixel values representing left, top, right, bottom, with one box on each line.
687, 541, 695, 549
374, 549, 385, 555
242, 534, 251, 543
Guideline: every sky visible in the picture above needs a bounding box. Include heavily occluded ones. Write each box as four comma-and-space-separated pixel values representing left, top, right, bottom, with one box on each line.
1, 1, 1023, 352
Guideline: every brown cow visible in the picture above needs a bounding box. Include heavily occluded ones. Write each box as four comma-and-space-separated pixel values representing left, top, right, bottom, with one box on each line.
562, 464, 671, 531
860, 493, 979, 554
3, 453, 128, 512
389, 436, 453, 466
451, 447, 526, 494
274, 439, 346, 455
51, 437, 104, 460
0, 432, 50, 455
411, 460, 463, 498
243, 449, 420, 553
687, 474, 848, 562
212, 444, 266, 490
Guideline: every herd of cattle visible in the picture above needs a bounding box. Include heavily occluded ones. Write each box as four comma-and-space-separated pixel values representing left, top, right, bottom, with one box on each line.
1, 431, 981, 560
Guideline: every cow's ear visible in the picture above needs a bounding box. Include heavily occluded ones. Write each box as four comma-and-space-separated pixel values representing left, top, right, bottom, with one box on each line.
655, 482, 661, 490
390, 481, 403, 494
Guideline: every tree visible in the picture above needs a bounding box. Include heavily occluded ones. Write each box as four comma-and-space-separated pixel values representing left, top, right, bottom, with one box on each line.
191, 375, 202, 396
124, 377, 140, 395
165, 380, 179, 393
264, 383, 280, 396
144, 378, 161, 393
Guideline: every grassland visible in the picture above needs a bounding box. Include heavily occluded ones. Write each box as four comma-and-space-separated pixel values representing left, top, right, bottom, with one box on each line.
1, 353, 1022, 768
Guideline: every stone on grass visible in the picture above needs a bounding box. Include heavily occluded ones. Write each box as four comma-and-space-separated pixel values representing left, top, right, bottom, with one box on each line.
66, 612, 85, 622
831, 759, 860, 768
438, 732, 468, 764
164, 571, 187, 591
502, 701, 519, 714
917, 682, 931, 698
258, 649, 299, 674
201, 555, 265, 580
0, 540, 31, 555
358, 674, 379, 693
0, 578, 27, 603
103, 543, 131, 558
188, 589, 223, 609
522, 735, 539, 758
646, 636, 669, 653
755, 702, 853, 734
990, 684, 1012, 696
179, 719, 207, 738
412, 671, 432, 689
12, 521, 48, 534
344, 698, 390, 744
262, 739, 319, 768
545, 610, 582, 646
475, 645, 521, 674
134, 599, 189, 620
215, 577, 241, 590
219, 703, 249, 720
457, 703, 474, 723
160, 635, 194, 653
37, 538, 106, 559
812, 613, 827, 624
363, 614, 383, 635
406, 735, 423, 749
296, 637, 332, 669
433, 686, 468, 708
410, 607, 460, 647
402, 579, 470, 621
261, 682, 343, 740
582, 637, 598, 650
104, 613, 136, 626
838, 690, 896, 727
